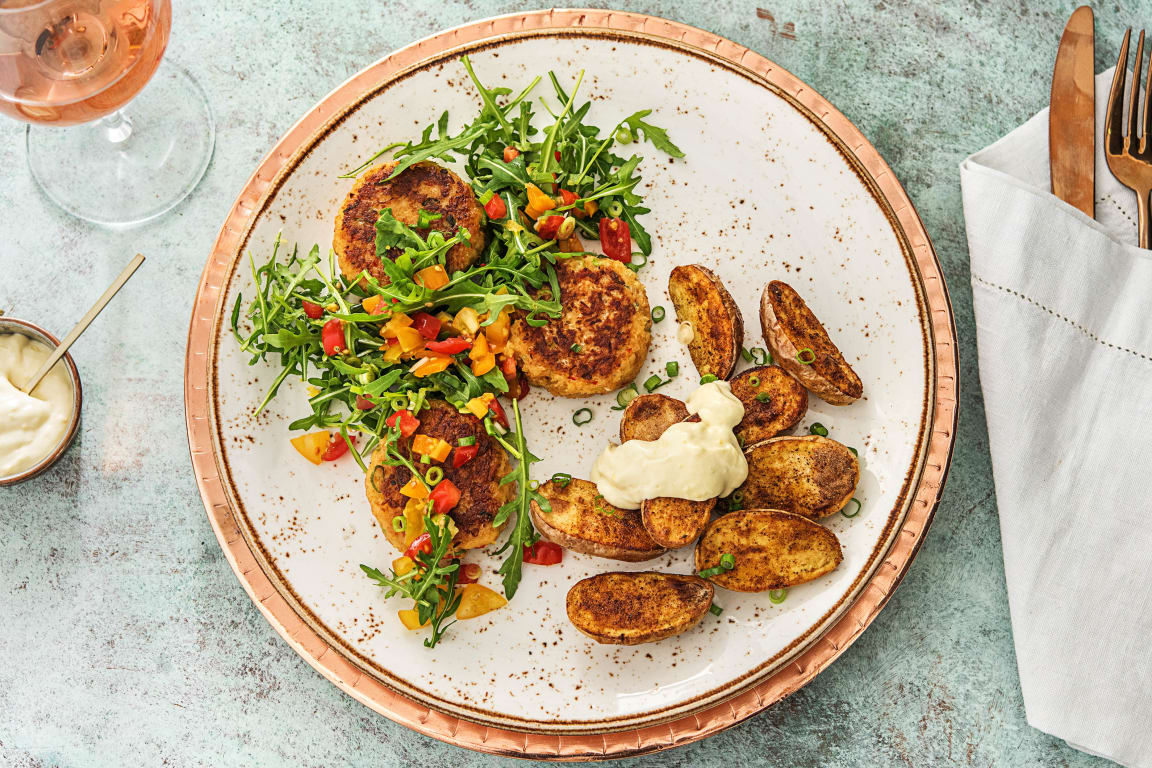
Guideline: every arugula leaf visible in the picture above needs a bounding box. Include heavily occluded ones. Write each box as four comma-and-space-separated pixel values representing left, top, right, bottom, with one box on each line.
375, 208, 427, 255
622, 109, 685, 157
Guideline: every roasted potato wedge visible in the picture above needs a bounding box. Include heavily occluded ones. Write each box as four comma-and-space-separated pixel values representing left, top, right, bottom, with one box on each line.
729, 365, 808, 445
669, 264, 744, 379
566, 572, 714, 645
530, 478, 665, 561
760, 280, 862, 405
641, 497, 715, 549
737, 435, 859, 518
695, 509, 843, 592
619, 393, 689, 443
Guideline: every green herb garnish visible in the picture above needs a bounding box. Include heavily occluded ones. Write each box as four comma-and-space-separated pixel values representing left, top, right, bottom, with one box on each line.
841, 498, 862, 518
700, 374, 719, 384
809, 423, 828, 437
698, 553, 737, 580
769, 588, 788, 604
796, 348, 816, 365
666, 361, 679, 377
651, 306, 665, 323
573, 407, 594, 425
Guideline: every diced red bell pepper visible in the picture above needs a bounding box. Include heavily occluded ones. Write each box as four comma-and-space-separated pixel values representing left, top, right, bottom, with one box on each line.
558, 188, 577, 207
537, 215, 565, 240
487, 397, 509, 430
321, 319, 346, 355
425, 338, 472, 354
484, 194, 507, 219
503, 146, 520, 162
598, 216, 632, 262
523, 541, 563, 565
410, 312, 442, 340
385, 409, 420, 438
321, 434, 353, 461
355, 394, 375, 411
302, 300, 325, 319
429, 479, 461, 517
403, 532, 433, 560
499, 356, 517, 378
452, 444, 479, 468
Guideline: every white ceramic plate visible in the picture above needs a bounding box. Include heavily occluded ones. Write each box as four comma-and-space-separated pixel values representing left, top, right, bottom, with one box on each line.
187, 11, 955, 756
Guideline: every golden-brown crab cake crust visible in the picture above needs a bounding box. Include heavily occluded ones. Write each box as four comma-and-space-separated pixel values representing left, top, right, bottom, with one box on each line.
365, 401, 512, 551
334, 160, 485, 285
509, 256, 651, 397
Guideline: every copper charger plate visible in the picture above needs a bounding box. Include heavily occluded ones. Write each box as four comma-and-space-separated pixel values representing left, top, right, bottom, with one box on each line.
185, 8, 957, 760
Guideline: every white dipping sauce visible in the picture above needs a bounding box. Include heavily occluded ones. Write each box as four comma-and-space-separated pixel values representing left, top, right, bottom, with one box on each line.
591, 381, 749, 509
0, 333, 73, 475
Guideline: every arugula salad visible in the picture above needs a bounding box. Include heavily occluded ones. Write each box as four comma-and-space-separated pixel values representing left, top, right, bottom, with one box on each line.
232, 56, 682, 648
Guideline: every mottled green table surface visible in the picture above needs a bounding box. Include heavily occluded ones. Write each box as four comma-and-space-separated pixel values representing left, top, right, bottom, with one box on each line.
0, 2, 1140, 766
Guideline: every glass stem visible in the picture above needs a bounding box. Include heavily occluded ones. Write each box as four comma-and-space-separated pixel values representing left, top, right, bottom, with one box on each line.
101, 110, 133, 144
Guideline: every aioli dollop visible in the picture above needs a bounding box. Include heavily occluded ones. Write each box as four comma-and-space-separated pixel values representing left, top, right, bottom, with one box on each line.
590, 381, 748, 509
0, 333, 73, 476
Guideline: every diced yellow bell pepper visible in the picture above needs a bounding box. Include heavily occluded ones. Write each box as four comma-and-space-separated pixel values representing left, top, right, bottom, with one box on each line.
415, 265, 449, 290
456, 584, 508, 620
412, 434, 452, 462
469, 333, 490, 360
471, 352, 496, 376
400, 476, 429, 499
382, 341, 404, 363
380, 313, 412, 338
404, 498, 427, 546
465, 393, 495, 419
485, 310, 510, 350
290, 431, 330, 465
411, 354, 452, 378
429, 513, 459, 540
398, 608, 429, 630
584, 200, 599, 217
453, 307, 480, 337
393, 326, 424, 353
558, 235, 583, 253
362, 295, 386, 315
525, 183, 556, 219
393, 555, 415, 576
436, 311, 458, 335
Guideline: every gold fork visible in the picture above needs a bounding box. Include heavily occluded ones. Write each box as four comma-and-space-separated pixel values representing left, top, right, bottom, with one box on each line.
1106, 29, 1152, 248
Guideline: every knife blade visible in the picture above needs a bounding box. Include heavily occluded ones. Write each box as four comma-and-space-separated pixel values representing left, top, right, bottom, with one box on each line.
1050, 5, 1095, 217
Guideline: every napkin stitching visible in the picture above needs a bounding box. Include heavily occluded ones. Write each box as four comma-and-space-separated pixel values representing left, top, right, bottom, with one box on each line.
1102, 193, 1137, 227
971, 274, 1152, 364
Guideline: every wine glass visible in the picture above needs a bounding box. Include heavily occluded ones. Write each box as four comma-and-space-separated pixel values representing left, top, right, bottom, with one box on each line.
0, 0, 214, 227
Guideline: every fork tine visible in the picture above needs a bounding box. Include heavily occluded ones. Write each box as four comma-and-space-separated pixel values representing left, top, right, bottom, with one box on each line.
1108, 29, 1132, 154
1143, 32, 1152, 153
1129, 30, 1146, 148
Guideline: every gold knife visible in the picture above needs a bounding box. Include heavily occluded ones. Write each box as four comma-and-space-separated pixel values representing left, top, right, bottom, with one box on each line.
1050, 5, 1095, 217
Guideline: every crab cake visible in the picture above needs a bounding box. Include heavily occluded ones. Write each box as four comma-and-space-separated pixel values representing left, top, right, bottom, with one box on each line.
365, 400, 512, 551
334, 160, 485, 285
509, 256, 651, 397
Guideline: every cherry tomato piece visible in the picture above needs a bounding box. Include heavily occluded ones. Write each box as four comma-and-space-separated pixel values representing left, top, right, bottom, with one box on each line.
484, 194, 507, 219
523, 541, 563, 565
321, 319, 345, 355
321, 434, 353, 461
410, 312, 442, 340
385, 409, 420, 438
452, 444, 479, 468
426, 338, 472, 354
302, 300, 324, 319
598, 217, 632, 262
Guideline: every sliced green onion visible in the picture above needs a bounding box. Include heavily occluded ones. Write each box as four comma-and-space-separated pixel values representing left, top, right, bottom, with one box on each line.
573, 408, 593, 426
458, 436, 476, 447
848, 446, 858, 457
809, 423, 828, 437
708, 603, 724, 617
416, 209, 442, 228
613, 383, 638, 410
419, 454, 432, 465
529, 479, 540, 491
392, 516, 407, 532
666, 361, 679, 377
651, 306, 666, 323
606, 199, 624, 217
740, 347, 753, 363
551, 472, 572, 487
841, 498, 862, 518
698, 553, 736, 579
749, 375, 760, 387
751, 347, 770, 365
700, 374, 719, 384
796, 348, 816, 365
570, 343, 583, 353
643, 374, 665, 392
755, 392, 772, 403
768, 589, 788, 604
425, 466, 444, 485
370, 465, 386, 494
478, 189, 495, 205
629, 252, 647, 271
719, 553, 736, 569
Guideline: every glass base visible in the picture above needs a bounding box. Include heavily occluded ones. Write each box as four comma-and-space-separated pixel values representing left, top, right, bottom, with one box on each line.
25, 60, 215, 228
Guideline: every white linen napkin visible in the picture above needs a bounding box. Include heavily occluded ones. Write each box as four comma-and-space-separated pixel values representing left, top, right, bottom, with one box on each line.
960, 68, 1152, 768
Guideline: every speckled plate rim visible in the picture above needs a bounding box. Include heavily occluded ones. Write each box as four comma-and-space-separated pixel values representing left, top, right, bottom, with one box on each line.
185, 9, 957, 760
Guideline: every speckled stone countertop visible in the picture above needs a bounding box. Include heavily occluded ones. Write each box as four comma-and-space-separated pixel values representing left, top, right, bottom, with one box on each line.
0, 2, 1141, 766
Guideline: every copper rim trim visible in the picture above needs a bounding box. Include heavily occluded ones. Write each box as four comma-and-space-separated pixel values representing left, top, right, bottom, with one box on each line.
184, 9, 958, 760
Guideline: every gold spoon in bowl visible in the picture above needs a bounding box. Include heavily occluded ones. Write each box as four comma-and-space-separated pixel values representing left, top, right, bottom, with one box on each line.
20, 253, 146, 394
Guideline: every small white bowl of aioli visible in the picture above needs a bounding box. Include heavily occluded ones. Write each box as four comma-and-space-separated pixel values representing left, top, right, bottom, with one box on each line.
0, 318, 82, 486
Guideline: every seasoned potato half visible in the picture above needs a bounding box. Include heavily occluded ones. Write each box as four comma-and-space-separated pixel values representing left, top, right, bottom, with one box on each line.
530, 478, 665, 562
365, 401, 513, 550
641, 497, 715, 550
334, 160, 485, 286
619, 393, 689, 442
760, 280, 863, 405
567, 572, 714, 645
509, 256, 652, 397
668, 264, 744, 379
737, 435, 859, 519
729, 365, 808, 444
695, 509, 843, 592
